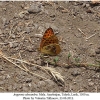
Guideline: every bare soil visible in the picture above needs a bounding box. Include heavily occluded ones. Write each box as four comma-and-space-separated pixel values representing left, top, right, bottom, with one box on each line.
0, 1, 100, 92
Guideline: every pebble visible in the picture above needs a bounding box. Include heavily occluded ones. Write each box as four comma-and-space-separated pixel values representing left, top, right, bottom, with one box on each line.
71, 68, 81, 76
10, 34, 16, 39
85, 3, 90, 8
37, 81, 46, 87
89, 48, 96, 57
19, 11, 29, 19
92, 73, 100, 78
34, 34, 43, 38
88, 82, 94, 86
36, 60, 41, 65
9, 42, 19, 48
2, 18, 9, 26
28, 83, 32, 87
25, 78, 32, 83
14, 13, 19, 18
17, 27, 22, 32
95, 48, 100, 54
24, 27, 31, 33
28, 3, 42, 14
0, 65, 3, 71
38, 26, 44, 34
33, 23, 39, 29
26, 46, 35, 52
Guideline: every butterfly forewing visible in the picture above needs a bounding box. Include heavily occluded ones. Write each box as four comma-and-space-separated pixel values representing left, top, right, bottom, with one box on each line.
40, 28, 55, 49
42, 28, 54, 40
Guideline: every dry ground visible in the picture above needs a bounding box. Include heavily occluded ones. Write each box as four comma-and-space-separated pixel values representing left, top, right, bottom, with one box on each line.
0, 1, 100, 92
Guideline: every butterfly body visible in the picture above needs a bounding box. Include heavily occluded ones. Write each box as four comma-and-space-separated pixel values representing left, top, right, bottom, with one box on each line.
40, 28, 61, 56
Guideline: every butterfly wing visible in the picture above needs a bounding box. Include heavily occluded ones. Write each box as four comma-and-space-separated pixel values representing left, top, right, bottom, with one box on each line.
40, 28, 54, 49
40, 27, 61, 55
41, 43, 61, 56
41, 35, 59, 48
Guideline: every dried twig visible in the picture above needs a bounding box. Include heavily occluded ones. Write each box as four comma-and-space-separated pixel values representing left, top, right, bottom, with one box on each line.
0, 50, 65, 85
0, 50, 47, 80
77, 28, 86, 37
86, 33, 98, 41
44, 67, 65, 86
19, 52, 28, 71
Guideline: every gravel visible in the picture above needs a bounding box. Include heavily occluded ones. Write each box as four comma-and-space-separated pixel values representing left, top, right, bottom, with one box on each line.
28, 3, 43, 14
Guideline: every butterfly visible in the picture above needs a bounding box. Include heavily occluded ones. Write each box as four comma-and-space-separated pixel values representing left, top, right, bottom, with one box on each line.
40, 27, 61, 56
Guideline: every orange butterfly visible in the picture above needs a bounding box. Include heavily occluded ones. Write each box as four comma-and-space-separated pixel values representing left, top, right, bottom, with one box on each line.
40, 27, 61, 56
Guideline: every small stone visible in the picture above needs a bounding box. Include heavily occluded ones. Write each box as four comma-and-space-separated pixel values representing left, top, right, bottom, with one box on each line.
95, 48, 100, 54
92, 73, 100, 78
26, 46, 35, 52
19, 11, 28, 19
17, 27, 22, 32
33, 23, 38, 29
14, 13, 19, 18
2, 18, 9, 26
0, 65, 3, 71
89, 49, 96, 57
24, 27, 31, 33
37, 81, 46, 87
6, 74, 10, 79
9, 42, 19, 48
28, 4, 42, 14
34, 34, 42, 38
88, 79, 92, 82
88, 82, 94, 86
71, 68, 81, 76
36, 60, 41, 65
28, 83, 32, 87
10, 34, 16, 39
25, 78, 32, 83
85, 4, 90, 7
86, 8, 93, 13
38, 26, 44, 33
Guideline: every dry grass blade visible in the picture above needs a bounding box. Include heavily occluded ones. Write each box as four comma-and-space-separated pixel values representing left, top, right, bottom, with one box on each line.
19, 52, 29, 71
0, 50, 47, 80
0, 50, 65, 85
86, 33, 98, 41
44, 67, 65, 85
